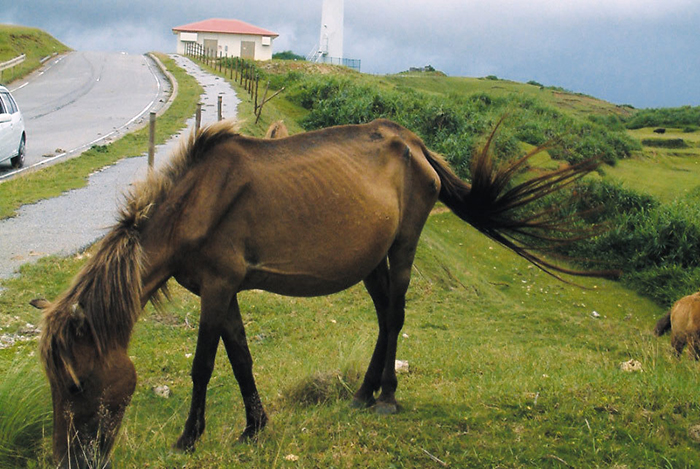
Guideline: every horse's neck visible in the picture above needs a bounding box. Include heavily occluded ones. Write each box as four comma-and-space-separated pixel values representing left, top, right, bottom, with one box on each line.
138, 230, 176, 309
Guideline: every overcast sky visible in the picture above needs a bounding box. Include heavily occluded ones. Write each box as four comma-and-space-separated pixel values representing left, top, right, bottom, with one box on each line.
3, 0, 698, 108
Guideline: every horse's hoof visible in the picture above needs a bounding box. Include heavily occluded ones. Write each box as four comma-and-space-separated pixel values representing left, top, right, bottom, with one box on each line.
238, 425, 264, 443
374, 401, 399, 415
351, 396, 376, 409
172, 436, 196, 453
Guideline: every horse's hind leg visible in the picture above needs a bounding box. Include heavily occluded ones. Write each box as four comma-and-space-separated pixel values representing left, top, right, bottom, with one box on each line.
688, 331, 700, 360
373, 245, 414, 415
219, 295, 267, 440
355, 241, 414, 415
671, 333, 687, 358
354, 258, 391, 408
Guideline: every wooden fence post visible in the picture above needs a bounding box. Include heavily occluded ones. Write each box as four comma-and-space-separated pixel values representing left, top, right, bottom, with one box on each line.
254, 75, 259, 110
148, 112, 156, 168
218, 95, 223, 121
195, 103, 202, 133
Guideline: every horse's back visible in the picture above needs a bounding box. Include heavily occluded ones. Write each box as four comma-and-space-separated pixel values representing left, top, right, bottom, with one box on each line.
671, 292, 700, 334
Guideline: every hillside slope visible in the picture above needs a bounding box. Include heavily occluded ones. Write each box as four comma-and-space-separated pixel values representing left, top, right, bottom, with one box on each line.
1, 50, 700, 468
0, 24, 70, 83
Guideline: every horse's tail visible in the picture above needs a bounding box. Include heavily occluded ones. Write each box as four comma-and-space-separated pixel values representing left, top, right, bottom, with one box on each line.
654, 311, 672, 336
422, 124, 618, 280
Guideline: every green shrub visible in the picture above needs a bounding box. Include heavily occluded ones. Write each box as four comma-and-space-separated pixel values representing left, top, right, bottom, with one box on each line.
285, 75, 639, 173
273, 51, 306, 61
568, 198, 700, 306
625, 105, 700, 129
641, 138, 688, 149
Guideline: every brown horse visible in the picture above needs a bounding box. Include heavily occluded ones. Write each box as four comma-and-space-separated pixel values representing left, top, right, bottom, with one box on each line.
35, 118, 606, 467
654, 292, 700, 358
264, 120, 289, 139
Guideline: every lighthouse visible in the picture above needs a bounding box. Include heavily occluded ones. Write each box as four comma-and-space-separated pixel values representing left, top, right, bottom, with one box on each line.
319, 0, 344, 62
308, 0, 360, 71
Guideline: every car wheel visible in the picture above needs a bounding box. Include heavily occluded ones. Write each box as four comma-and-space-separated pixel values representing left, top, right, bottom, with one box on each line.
11, 136, 25, 169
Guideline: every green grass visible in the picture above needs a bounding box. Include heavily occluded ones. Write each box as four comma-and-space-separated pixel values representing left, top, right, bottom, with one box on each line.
0, 24, 70, 83
384, 74, 633, 120
604, 128, 700, 203
0, 356, 51, 468
5, 213, 700, 467
0, 53, 203, 220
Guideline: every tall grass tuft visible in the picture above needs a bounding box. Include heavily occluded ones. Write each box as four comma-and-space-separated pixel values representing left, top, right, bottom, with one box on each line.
0, 356, 51, 467
282, 364, 362, 406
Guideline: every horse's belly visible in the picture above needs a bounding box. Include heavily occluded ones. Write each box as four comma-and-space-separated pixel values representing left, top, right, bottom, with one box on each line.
239, 214, 397, 297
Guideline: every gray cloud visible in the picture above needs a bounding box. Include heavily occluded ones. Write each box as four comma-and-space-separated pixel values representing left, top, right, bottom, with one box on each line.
3, 0, 698, 108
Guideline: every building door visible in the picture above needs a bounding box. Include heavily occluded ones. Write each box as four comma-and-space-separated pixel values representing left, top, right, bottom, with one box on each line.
240, 41, 255, 60
203, 39, 218, 56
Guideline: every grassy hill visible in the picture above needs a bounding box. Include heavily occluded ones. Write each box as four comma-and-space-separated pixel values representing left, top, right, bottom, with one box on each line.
2, 45, 700, 467
0, 24, 70, 83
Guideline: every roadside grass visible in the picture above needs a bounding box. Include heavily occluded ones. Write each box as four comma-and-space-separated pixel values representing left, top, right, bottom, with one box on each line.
0, 25, 70, 84
0, 53, 202, 220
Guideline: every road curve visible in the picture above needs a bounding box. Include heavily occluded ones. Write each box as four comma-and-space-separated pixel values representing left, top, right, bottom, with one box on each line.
1, 51, 171, 178
0, 55, 239, 280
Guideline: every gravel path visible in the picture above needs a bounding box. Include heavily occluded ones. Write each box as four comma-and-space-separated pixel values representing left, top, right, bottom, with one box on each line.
0, 55, 240, 280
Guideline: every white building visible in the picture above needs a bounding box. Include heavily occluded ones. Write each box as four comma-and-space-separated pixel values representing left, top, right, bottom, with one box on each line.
173, 18, 279, 61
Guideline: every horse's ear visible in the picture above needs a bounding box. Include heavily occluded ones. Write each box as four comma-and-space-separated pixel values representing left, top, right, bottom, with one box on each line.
30, 298, 51, 310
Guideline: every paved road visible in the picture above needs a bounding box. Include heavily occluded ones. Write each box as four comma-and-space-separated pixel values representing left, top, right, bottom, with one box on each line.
0, 54, 240, 280
1, 51, 170, 177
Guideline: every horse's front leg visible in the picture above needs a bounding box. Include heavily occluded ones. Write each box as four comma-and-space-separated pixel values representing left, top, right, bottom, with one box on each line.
174, 321, 221, 451
174, 283, 233, 452
220, 295, 267, 440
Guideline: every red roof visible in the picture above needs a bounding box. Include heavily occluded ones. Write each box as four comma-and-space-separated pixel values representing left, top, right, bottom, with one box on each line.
173, 18, 279, 37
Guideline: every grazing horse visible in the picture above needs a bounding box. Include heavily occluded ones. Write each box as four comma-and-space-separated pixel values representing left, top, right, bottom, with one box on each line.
654, 292, 700, 358
36, 118, 605, 467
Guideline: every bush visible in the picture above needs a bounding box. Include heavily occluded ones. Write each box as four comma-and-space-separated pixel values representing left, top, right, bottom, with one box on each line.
569, 197, 700, 306
625, 106, 700, 129
273, 51, 306, 61
641, 138, 688, 149
285, 75, 639, 174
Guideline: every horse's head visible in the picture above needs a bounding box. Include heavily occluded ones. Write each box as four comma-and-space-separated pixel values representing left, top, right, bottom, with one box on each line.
33, 298, 136, 468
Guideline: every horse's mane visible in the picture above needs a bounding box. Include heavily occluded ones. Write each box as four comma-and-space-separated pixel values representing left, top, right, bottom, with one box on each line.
40, 121, 240, 377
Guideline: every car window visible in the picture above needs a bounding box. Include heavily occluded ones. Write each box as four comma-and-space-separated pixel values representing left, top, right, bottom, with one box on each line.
7, 93, 18, 114
0, 97, 6, 115
0, 93, 17, 114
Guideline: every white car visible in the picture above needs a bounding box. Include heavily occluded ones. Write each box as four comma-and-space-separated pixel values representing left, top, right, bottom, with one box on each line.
0, 85, 26, 168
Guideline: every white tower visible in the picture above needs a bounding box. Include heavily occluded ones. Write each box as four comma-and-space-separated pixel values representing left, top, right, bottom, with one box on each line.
318, 0, 344, 63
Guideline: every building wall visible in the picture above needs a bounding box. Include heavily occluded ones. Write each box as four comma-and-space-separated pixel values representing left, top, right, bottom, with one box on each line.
175, 32, 275, 60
